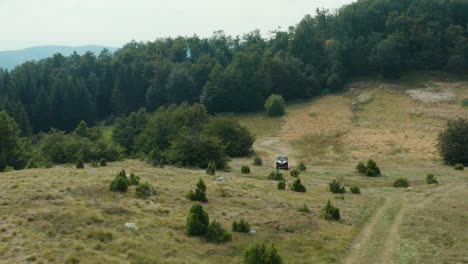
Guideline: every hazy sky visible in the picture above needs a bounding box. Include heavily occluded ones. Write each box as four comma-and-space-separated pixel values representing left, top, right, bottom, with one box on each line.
0, 0, 354, 51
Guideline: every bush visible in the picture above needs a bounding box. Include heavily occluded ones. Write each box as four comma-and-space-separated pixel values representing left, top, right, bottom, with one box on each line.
461, 98, 468, 108
350, 186, 361, 194
426, 174, 438, 184
206, 161, 216, 175
356, 161, 366, 174
290, 169, 300, 177
298, 204, 310, 213
268, 171, 284, 181
454, 164, 464, 170
265, 94, 286, 117
99, 158, 107, 167
329, 179, 346, 194
109, 171, 129, 192
147, 148, 164, 167
186, 203, 209, 237
290, 178, 306, 192
244, 242, 283, 264
321, 200, 340, 221
297, 162, 307, 171
187, 179, 208, 203
393, 178, 409, 188
277, 180, 286, 190
90, 160, 98, 167
366, 160, 381, 176
136, 182, 155, 198
232, 219, 250, 233
76, 157, 84, 169
206, 220, 232, 243
128, 173, 140, 186
253, 155, 263, 166
437, 119, 468, 165
241, 165, 251, 174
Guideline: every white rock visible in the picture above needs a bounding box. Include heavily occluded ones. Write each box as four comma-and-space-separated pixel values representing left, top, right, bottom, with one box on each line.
125, 223, 138, 230
249, 229, 256, 234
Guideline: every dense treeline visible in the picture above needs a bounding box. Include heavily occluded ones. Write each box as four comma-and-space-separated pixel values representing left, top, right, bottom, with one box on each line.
0, 0, 467, 133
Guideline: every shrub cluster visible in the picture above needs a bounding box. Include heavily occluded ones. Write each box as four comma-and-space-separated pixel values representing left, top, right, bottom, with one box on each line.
290, 178, 306, 192
265, 94, 286, 117
206, 220, 232, 243
109, 170, 129, 192
426, 174, 438, 185
321, 200, 340, 221
206, 161, 216, 175
437, 119, 468, 166
350, 186, 361, 194
297, 162, 307, 171
99, 158, 107, 167
329, 179, 346, 194
186, 203, 231, 243
268, 171, 284, 181
244, 242, 283, 264
147, 148, 164, 167
393, 178, 409, 188
290, 169, 300, 177
232, 219, 250, 233
187, 179, 208, 203
76, 157, 84, 169
356, 160, 381, 176
253, 155, 263, 166
241, 165, 251, 174
454, 164, 464, 170
128, 173, 140, 186
136, 182, 155, 198
277, 180, 286, 190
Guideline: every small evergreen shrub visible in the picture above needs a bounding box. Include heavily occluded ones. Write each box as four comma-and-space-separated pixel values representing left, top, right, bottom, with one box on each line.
147, 148, 164, 167
109, 171, 129, 192
232, 219, 250, 233
461, 98, 468, 107
90, 160, 98, 167
128, 173, 140, 185
426, 174, 438, 184
206, 220, 232, 243
206, 161, 216, 175
136, 182, 155, 198
277, 180, 286, 190
393, 178, 409, 188
76, 157, 84, 169
290, 169, 300, 177
99, 158, 107, 167
350, 186, 361, 194
366, 159, 381, 176
329, 179, 346, 194
187, 179, 208, 203
241, 165, 251, 174
290, 178, 306, 192
268, 171, 284, 181
356, 161, 366, 174
265, 94, 286, 117
297, 162, 307, 171
4, 166, 14, 172
186, 203, 209, 237
253, 156, 263, 166
244, 242, 283, 264
321, 200, 340, 221
298, 204, 310, 213
437, 119, 468, 165
454, 164, 464, 170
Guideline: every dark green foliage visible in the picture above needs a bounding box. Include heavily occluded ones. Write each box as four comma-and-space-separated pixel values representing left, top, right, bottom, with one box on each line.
206, 220, 232, 243
350, 186, 361, 194
0, 112, 21, 171
329, 179, 346, 194
232, 219, 251, 233
277, 180, 286, 190
206, 161, 216, 175
461, 99, 468, 108
112, 109, 148, 155
356, 162, 366, 174
366, 160, 381, 176
90, 160, 98, 168
253, 155, 263, 166
321, 200, 340, 221
128, 173, 140, 186
241, 165, 251, 174
265, 94, 285, 116
290, 178, 306, 192
393, 178, 409, 188
437, 119, 468, 165
187, 179, 208, 203
99, 158, 107, 167
426, 174, 438, 185
290, 169, 300, 177
204, 116, 255, 157
244, 242, 283, 264
136, 182, 155, 198
268, 171, 284, 181
454, 164, 464, 170
109, 171, 129, 192
297, 162, 307, 171
76, 157, 84, 169
298, 204, 310, 213
147, 148, 164, 167
186, 203, 209, 237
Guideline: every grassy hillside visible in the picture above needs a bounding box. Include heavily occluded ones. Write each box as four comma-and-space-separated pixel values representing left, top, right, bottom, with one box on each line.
0, 73, 467, 264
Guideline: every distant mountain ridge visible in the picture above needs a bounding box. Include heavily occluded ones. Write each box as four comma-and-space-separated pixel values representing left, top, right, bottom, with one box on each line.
0, 45, 118, 70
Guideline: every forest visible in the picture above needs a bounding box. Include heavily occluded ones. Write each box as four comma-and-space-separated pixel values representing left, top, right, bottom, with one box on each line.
0, 0, 467, 134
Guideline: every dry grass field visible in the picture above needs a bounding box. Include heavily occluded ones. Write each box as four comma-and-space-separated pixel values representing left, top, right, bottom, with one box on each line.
0, 72, 467, 264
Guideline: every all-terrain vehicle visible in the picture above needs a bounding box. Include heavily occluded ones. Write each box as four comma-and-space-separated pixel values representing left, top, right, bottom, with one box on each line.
276, 156, 288, 170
